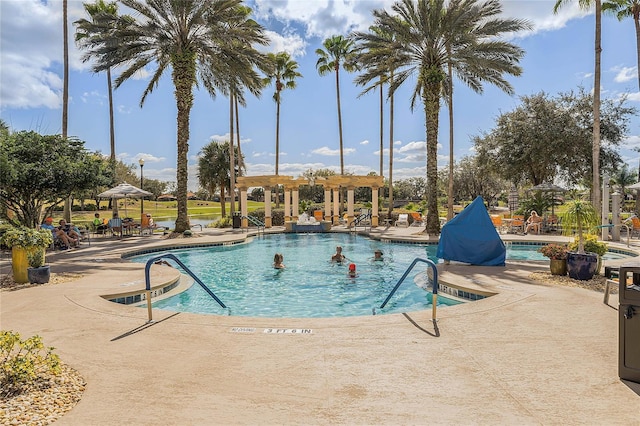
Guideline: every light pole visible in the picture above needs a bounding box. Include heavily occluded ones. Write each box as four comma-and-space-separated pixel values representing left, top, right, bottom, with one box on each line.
139, 158, 145, 217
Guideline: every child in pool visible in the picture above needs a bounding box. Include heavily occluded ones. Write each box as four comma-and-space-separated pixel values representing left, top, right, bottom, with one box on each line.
347, 263, 358, 278
273, 253, 285, 269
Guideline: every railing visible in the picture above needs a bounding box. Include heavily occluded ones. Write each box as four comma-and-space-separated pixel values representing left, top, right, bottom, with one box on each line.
144, 254, 227, 322
375, 257, 439, 320
349, 212, 371, 231
243, 215, 265, 234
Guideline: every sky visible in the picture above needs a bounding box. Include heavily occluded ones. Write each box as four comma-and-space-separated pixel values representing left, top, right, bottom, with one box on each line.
1, 0, 638, 192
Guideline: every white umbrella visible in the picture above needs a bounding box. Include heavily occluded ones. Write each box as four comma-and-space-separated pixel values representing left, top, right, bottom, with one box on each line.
627, 181, 640, 190
98, 183, 152, 217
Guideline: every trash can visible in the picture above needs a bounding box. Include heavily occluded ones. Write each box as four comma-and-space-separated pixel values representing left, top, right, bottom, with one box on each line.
618, 264, 640, 383
232, 212, 241, 229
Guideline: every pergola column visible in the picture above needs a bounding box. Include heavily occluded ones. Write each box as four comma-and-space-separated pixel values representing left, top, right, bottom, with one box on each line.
284, 186, 292, 222
239, 186, 248, 228
371, 187, 379, 227
292, 188, 299, 221
347, 186, 355, 227
332, 187, 340, 225
264, 186, 272, 228
324, 187, 332, 222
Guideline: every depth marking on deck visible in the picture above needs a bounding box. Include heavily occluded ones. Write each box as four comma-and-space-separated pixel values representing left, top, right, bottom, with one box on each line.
263, 328, 313, 334
230, 327, 256, 333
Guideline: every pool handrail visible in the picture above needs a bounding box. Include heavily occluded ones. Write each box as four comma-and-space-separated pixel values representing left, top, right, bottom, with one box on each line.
144, 254, 227, 322
243, 215, 265, 233
349, 211, 371, 230
378, 257, 439, 319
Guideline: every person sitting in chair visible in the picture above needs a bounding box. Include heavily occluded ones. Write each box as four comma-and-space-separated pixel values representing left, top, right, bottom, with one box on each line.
524, 211, 543, 235
41, 217, 75, 249
93, 213, 109, 234
58, 219, 81, 246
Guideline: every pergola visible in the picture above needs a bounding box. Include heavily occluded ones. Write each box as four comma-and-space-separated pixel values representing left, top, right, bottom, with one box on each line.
235, 174, 384, 228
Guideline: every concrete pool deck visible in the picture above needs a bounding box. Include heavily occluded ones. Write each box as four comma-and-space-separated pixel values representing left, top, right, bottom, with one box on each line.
1, 225, 640, 424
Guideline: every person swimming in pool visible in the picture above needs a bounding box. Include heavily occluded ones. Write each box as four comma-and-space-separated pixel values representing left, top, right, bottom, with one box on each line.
273, 253, 285, 269
347, 263, 358, 278
331, 246, 346, 263
373, 249, 383, 261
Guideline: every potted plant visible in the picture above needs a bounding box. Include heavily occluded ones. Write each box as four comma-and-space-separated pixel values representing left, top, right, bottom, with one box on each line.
561, 199, 599, 280
537, 243, 568, 275
27, 247, 50, 284
1, 227, 53, 284
568, 234, 607, 275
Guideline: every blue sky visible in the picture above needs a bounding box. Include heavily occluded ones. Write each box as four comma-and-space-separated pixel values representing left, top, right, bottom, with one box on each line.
1, 0, 638, 191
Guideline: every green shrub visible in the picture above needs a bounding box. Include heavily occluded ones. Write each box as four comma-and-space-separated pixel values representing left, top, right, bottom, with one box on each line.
183, 230, 192, 237
568, 234, 607, 256
0, 331, 61, 398
212, 217, 232, 228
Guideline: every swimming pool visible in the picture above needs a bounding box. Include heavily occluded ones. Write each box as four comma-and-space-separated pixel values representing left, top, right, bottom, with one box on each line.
129, 235, 636, 318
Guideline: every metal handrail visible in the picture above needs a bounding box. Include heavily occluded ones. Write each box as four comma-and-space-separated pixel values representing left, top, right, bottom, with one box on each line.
349, 212, 371, 230
376, 257, 439, 320
243, 215, 265, 233
144, 254, 227, 322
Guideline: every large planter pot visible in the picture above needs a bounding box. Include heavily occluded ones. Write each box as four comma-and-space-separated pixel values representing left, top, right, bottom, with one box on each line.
566, 251, 598, 281
549, 259, 567, 276
27, 265, 50, 284
11, 246, 29, 284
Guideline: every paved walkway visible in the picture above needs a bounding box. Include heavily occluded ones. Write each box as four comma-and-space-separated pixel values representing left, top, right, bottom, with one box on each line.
2, 225, 640, 425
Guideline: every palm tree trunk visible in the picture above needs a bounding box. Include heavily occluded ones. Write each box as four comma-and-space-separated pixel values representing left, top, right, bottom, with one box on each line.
107, 67, 118, 216
592, 0, 602, 219
335, 68, 344, 175
635, 9, 640, 91
424, 82, 441, 235
229, 96, 236, 216
172, 56, 195, 233
275, 95, 281, 208
235, 94, 243, 214
379, 80, 384, 177
388, 87, 395, 219
447, 54, 454, 221
62, 0, 71, 223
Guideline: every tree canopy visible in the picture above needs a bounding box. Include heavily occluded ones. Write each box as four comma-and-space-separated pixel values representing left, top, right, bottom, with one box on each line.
0, 131, 107, 227
474, 89, 635, 188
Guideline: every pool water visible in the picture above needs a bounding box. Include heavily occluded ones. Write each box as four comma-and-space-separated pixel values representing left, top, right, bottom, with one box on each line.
131, 234, 461, 318
129, 235, 634, 318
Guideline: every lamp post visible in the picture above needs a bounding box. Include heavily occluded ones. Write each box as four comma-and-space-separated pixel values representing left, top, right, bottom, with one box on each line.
139, 158, 145, 216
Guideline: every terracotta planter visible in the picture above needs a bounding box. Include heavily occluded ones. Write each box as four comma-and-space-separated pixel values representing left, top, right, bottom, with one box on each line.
566, 252, 598, 281
549, 259, 567, 276
27, 265, 50, 284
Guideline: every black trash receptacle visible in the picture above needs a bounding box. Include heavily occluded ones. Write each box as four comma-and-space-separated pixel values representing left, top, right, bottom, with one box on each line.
232, 212, 241, 229
618, 265, 640, 383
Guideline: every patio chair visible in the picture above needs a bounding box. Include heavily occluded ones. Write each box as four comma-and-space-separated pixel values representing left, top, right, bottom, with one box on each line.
627, 216, 640, 238
510, 215, 525, 234
395, 213, 409, 228
490, 215, 505, 234
409, 212, 423, 227
108, 217, 123, 238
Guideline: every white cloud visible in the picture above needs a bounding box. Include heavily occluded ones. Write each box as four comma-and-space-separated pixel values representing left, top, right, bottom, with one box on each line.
312, 146, 340, 156
263, 30, 307, 58
613, 66, 638, 83
360, 139, 369, 145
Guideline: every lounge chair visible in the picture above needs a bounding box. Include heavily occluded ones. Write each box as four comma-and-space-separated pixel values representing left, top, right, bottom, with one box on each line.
490, 215, 505, 234
409, 212, 423, 227
395, 213, 409, 228
108, 217, 123, 238
510, 215, 525, 234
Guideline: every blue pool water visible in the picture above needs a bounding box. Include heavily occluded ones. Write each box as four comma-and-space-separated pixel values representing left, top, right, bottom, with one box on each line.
129, 235, 635, 318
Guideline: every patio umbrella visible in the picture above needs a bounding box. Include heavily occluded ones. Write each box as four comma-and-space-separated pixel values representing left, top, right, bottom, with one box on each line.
528, 182, 567, 217
98, 182, 152, 217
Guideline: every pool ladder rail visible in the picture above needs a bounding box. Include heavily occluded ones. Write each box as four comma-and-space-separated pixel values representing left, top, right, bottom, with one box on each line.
143, 254, 229, 322
242, 215, 265, 234
374, 258, 439, 320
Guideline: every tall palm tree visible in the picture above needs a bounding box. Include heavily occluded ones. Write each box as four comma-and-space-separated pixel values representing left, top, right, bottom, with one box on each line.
554, 0, 603, 218
75, 0, 119, 168
603, 0, 640, 90
316, 35, 359, 176
76, 0, 269, 233
353, 0, 529, 235
62, 0, 71, 222
354, 24, 398, 217
263, 52, 302, 208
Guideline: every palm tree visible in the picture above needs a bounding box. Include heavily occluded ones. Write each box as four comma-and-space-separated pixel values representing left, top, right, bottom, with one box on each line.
611, 163, 636, 201
198, 141, 244, 217
76, 0, 269, 233
316, 35, 359, 176
354, 0, 529, 235
354, 24, 398, 218
554, 0, 603, 219
263, 52, 302, 207
62, 0, 71, 222
75, 0, 120, 168
603, 0, 640, 90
